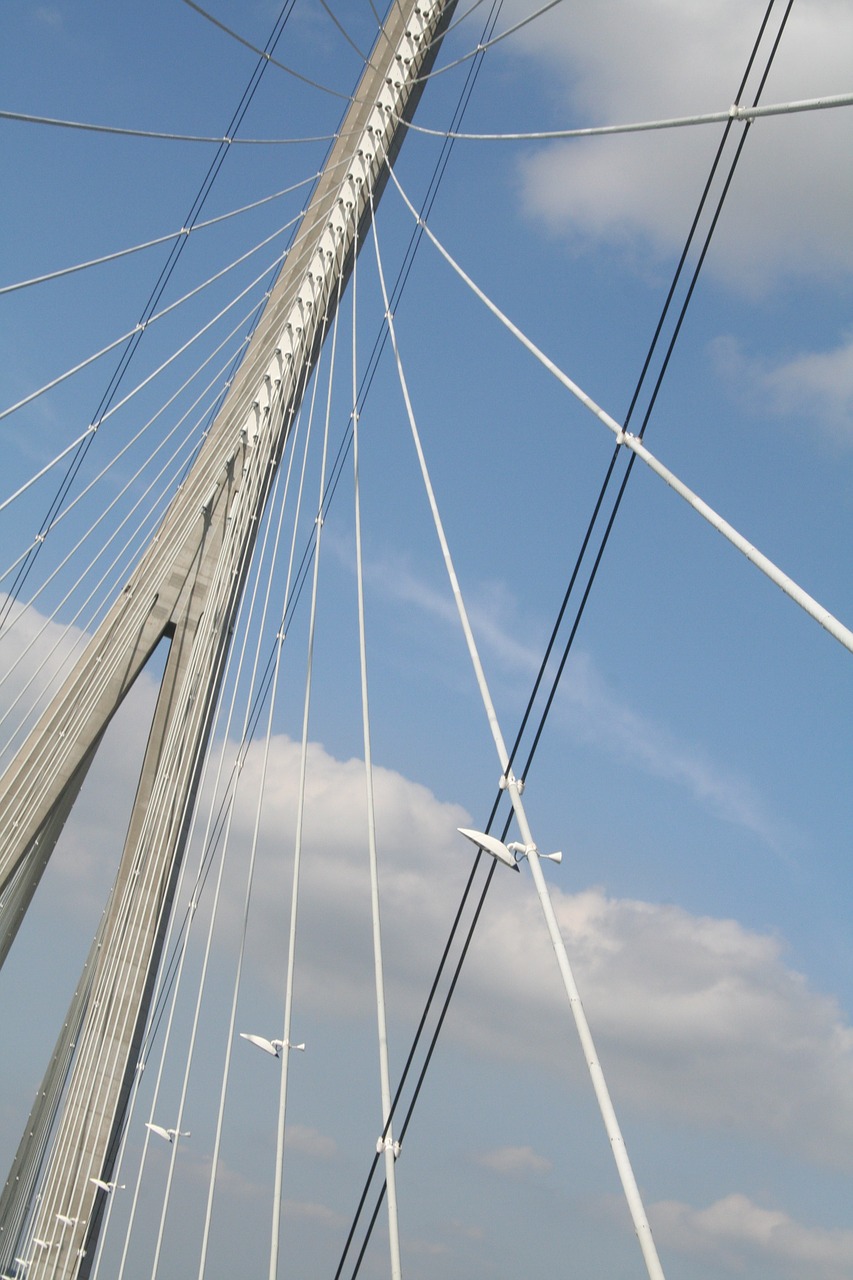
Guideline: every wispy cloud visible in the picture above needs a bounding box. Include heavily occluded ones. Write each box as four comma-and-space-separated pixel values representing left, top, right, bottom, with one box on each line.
507, 0, 853, 293
285, 1124, 338, 1160
34, 7, 63, 31
653, 1193, 853, 1279
476, 1145, 552, 1176
282, 1199, 346, 1230
713, 331, 853, 443
217, 733, 853, 1170
361, 554, 784, 848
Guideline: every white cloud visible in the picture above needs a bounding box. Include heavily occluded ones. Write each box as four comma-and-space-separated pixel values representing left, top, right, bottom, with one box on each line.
364, 555, 783, 847
714, 331, 853, 441
0, 593, 86, 769
282, 1199, 345, 1229
34, 7, 63, 30
476, 1144, 552, 1176
508, 0, 853, 291
556, 650, 783, 847
0, 594, 160, 914
285, 1124, 338, 1160
654, 1193, 853, 1279
221, 733, 853, 1170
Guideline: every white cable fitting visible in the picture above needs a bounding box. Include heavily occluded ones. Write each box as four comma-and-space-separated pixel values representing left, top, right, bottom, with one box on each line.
499, 773, 524, 794
376, 1137, 401, 1158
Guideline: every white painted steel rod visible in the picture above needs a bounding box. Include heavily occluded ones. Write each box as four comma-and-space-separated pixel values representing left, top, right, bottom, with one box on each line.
399, 88, 853, 141
351, 225, 403, 1280
269, 267, 342, 1280
371, 196, 667, 1280
389, 167, 853, 657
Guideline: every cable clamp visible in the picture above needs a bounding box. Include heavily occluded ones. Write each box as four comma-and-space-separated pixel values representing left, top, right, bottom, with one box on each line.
376, 1136, 401, 1158
508, 841, 563, 865
499, 772, 524, 795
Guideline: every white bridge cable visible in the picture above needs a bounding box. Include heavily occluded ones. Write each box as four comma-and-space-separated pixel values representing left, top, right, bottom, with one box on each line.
318, 0, 374, 69
195, 289, 337, 1280
0, 189, 343, 587
387, 164, 853, 657
267, 241, 347, 1280
180, 0, 357, 103
0, 266, 307, 798
0, 428, 97, 516
0, 204, 316, 425
0, 344, 283, 825
369, 183, 667, 1280
150, 339, 322, 1280
350, 213, 403, 1280
49, 365, 300, 1271
0, 164, 349, 297
106, 385, 309, 1279
254, 327, 321, 1280
0, 324, 252, 650
0, 106, 350, 148
20, 485, 250, 1271
0, 312, 262, 714
147, 421, 301, 1280
0, 358, 242, 764
397, 88, 853, 141
414, 0, 564, 82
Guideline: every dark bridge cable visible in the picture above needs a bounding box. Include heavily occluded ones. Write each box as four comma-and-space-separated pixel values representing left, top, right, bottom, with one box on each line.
503, 0, 785, 787
520, 0, 795, 785
133, 2, 507, 1111
338, 2, 796, 1271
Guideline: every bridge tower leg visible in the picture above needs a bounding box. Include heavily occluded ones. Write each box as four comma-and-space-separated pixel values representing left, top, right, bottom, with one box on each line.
0, 4, 456, 1273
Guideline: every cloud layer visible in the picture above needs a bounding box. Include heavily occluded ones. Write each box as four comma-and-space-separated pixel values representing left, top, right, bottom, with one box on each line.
510, 0, 853, 291
219, 732, 853, 1170
714, 331, 853, 442
654, 1193, 853, 1279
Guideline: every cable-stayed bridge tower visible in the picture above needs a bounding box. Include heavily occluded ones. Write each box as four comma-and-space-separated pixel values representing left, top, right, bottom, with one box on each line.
0, 3, 456, 1274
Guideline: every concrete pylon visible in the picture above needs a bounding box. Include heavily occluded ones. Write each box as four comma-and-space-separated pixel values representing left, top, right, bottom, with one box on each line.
0, 3, 456, 1274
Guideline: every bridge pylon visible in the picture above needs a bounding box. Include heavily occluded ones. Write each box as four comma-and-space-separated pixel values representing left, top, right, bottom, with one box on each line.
0, 3, 456, 1273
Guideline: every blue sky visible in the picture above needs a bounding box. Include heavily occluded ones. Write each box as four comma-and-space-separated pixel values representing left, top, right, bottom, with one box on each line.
1, 1, 853, 1277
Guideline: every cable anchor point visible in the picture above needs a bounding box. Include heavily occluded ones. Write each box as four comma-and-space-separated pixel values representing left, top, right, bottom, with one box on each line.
376, 1136, 401, 1158
499, 772, 523, 794
508, 841, 562, 865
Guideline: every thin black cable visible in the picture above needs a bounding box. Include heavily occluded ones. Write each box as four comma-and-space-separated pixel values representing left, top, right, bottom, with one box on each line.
0, 1, 298, 634
332, 6, 514, 1275
500, 0, 782, 787
338, 4, 797, 1269
115, 0, 501, 1096
521, 0, 795, 782
278, 0, 505, 682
